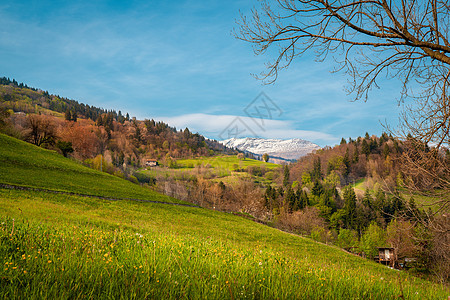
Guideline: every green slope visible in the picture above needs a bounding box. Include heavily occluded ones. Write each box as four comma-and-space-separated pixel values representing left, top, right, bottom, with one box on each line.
0, 134, 188, 205
176, 155, 279, 169
0, 134, 448, 298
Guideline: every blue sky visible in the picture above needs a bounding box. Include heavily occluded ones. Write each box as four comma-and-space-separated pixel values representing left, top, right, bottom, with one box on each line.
0, 0, 404, 146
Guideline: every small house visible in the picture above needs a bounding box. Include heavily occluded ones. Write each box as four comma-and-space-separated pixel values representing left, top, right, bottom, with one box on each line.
145, 159, 158, 167
376, 247, 395, 267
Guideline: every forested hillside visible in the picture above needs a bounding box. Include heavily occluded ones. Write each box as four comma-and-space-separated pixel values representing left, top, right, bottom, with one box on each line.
0, 78, 235, 177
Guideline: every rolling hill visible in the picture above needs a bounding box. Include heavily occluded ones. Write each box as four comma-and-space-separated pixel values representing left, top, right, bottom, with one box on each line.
0, 133, 448, 298
0, 134, 189, 205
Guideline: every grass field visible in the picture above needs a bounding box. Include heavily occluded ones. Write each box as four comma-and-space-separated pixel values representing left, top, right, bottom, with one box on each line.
1, 189, 448, 299
0, 134, 189, 205
138, 155, 280, 186
0, 134, 448, 298
176, 155, 279, 170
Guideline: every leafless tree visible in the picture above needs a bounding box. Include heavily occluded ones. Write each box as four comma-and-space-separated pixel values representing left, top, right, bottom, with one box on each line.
24, 114, 57, 147
236, 0, 449, 145
399, 139, 450, 214
236, 0, 449, 212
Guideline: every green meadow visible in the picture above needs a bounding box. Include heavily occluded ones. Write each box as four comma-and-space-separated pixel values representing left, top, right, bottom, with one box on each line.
0, 134, 448, 299
139, 155, 280, 185
176, 155, 279, 170
0, 134, 188, 205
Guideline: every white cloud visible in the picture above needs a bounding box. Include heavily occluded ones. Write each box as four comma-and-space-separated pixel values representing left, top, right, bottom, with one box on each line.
156, 113, 337, 146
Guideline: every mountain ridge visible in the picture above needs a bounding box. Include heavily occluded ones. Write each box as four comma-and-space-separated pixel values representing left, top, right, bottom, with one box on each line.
220, 137, 321, 162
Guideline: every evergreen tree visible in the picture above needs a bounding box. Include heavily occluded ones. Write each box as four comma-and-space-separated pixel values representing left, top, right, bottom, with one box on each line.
326, 161, 333, 175
71, 111, 77, 122
361, 139, 370, 157
295, 189, 303, 210
310, 157, 323, 181
285, 186, 297, 212
352, 145, 359, 163
283, 165, 290, 187
64, 110, 71, 121
392, 194, 405, 215
343, 185, 357, 229
343, 148, 351, 178
340, 137, 347, 145
96, 115, 103, 126
311, 180, 324, 196
393, 139, 400, 153
369, 138, 378, 153
362, 188, 372, 209
383, 143, 390, 158
406, 197, 421, 220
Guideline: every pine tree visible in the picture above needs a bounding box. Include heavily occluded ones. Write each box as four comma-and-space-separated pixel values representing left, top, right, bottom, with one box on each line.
393, 139, 400, 153
343, 185, 357, 229
311, 180, 324, 196
285, 186, 297, 212
383, 143, 390, 158
72, 111, 77, 122
352, 145, 359, 163
362, 188, 372, 208
64, 109, 71, 121
326, 161, 333, 175
310, 157, 323, 181
369, 138, 378, 153
340, 137, 347, 145
283, 165, 290, 187
343, 148, 350, 178
361, 139, 370, 157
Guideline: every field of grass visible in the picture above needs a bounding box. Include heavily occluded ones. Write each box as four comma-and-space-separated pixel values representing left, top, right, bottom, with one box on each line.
176, 155, 279, 170
0, 134, 189, 205
138, 155, 280, 188
1, 188, 448, 299
1, 134, 448, 298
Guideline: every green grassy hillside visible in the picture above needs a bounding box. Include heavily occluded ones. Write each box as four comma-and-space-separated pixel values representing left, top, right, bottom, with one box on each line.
176, 155, 279, 170
140, 155, 280, 186
0, 134, 448, 298
0, 134, 188, 205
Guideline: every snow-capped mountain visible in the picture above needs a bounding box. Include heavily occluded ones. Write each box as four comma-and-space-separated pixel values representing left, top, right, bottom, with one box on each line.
220, 137, 321, 163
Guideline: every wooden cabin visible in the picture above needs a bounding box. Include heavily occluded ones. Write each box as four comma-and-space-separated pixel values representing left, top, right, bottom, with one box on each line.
376, 247, 395, 267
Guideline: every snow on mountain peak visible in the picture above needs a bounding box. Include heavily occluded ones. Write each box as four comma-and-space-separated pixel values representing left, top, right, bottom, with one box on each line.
220, 137, 320, 162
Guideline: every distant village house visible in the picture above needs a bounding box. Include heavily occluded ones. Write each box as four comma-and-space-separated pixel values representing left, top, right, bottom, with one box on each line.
145, 159, 158, 167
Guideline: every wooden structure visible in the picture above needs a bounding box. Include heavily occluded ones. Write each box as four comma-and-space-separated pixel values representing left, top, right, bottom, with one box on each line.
145, 159, 158, 167
376, 247, 395, 267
